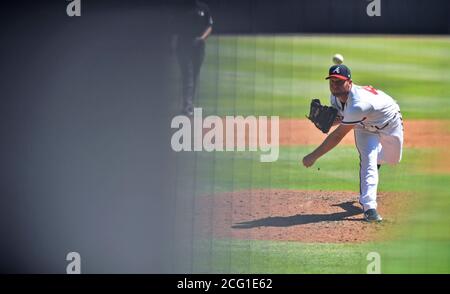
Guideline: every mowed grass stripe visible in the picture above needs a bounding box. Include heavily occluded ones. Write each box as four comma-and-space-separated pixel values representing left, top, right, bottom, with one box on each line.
199, 35, 450, 118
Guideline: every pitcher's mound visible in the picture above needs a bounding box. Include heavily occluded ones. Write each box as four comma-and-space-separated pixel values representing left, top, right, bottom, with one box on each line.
196, 190, 409, 243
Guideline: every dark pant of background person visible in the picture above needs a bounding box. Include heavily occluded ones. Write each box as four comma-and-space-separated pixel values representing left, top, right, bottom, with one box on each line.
176, 39, 205, 112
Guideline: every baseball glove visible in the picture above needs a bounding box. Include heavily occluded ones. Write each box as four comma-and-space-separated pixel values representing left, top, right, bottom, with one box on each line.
307, 99, 338, 134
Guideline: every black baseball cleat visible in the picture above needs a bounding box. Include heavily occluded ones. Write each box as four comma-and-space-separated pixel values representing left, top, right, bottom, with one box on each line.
364, 209, 383, 222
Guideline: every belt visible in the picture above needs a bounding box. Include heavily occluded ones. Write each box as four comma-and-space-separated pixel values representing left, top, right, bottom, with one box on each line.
373, 112, 401, 131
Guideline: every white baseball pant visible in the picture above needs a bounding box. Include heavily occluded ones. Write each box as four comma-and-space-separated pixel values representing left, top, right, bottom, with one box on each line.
354, 114, 404, 211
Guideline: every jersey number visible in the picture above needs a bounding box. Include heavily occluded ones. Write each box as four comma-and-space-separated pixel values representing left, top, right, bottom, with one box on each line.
363, 85, 378, 95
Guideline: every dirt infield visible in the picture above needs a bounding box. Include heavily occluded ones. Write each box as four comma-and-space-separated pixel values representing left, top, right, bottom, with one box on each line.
279, 119, 450, 148
196, 190, 410, 243
203, 118, 450, 148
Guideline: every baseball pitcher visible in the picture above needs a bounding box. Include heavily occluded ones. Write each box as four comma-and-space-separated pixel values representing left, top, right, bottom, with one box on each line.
303, 64, 404, 222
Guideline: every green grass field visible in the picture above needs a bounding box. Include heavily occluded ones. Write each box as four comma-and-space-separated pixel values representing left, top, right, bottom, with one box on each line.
174, 35, 450, 273
182, 147, 450, 273
199, 35, 450, 119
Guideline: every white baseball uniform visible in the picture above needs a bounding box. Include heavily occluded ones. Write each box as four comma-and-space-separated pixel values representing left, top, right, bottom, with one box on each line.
330, 85, 403, 211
